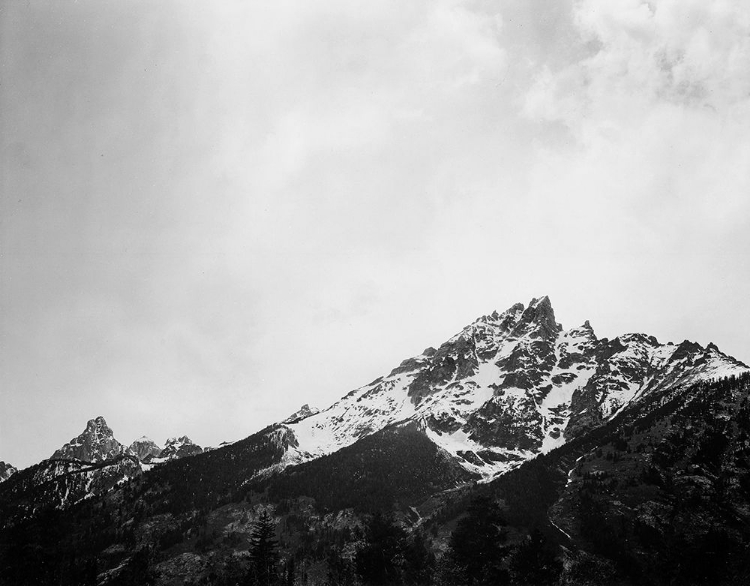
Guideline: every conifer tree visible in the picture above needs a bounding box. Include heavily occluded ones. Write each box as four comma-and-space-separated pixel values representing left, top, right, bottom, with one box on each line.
508, 529, 561, 586
249, 510, 279, 586
356, 512, 408, 585
443, 495, 509, 585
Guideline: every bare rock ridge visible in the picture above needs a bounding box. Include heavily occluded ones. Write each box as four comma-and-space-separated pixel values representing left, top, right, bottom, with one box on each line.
275, 296, 748, 479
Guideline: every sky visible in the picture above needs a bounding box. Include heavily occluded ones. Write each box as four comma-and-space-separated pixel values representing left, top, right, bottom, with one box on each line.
1, 0, 749, 469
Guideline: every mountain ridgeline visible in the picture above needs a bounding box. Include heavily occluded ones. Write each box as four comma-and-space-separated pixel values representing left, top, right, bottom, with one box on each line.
1, 296, 749, 586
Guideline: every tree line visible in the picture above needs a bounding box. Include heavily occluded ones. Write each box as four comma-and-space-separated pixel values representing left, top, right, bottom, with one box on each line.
203, 496, 561, 586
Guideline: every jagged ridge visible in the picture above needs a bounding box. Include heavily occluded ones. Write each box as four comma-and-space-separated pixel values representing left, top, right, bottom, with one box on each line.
274, 297, 747, 479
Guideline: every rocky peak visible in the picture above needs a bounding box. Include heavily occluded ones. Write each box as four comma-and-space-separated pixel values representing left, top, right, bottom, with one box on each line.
284, 404, 320, 424
574, 320, 595, 335
619, 332, 659, 347
467, 302, 524, 336
280, 296, 748, 481
0, 461, 17, 483
510, 296, 561, 341
52, 416, 127, 463
86, 416, 113, 438
159, 436, 203, 460
129, 437, 162, 462
407, 297, 559, 402
560, 321, 597, 347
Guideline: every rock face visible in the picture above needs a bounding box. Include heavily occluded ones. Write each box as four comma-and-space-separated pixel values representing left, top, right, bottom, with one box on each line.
157, 436, 203, 461
128, 437, 162, 462
0, 462, 17, 483
275, 296, 747, 478
283, 404, 320, 424
129, 435, 204, 463
51, 416, 128, 463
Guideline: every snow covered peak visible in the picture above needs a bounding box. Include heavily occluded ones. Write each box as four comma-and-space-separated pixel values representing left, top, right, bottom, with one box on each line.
460, 296, 560, 345
568, 320, 595, 337
462, 301, 525, 337
511, 296, 561, 341
273, 298, 748, 480
472, 302, 525, 328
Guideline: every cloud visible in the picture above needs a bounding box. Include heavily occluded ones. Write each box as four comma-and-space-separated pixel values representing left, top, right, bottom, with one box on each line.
524, 0, 750, 127
511, 0, 750, 356
520, 0, 750, 226
2, 0, 749, 467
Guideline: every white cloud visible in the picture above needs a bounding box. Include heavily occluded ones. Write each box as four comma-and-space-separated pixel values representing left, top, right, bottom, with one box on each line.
2, 0, 749, 467
520, 1, 750, 232
525, 0, 750, 129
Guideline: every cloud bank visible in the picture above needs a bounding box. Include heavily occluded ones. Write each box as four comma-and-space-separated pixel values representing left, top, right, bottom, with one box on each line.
1, 0, 748, 467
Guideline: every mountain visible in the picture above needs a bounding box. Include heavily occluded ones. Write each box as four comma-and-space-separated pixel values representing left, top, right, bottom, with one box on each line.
51, 416, 129, 462
153, 436, 203, 461
0, 462, 17, 483
128, 436, 162, 462
0, 455, 142, 527
128, 436, 204, 464
0, 417, 207, 523
1, 296, 748, 585
0, 417, 143, 524
485, 371, 750, 584
273, 296, 746, 478
283, 403, 320, 424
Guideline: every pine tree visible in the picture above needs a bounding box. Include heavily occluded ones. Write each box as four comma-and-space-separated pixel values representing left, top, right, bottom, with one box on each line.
356, 512, 408, 585
443, 495, 509, 585
508, 529, 561, 586
249, 510, 279, 586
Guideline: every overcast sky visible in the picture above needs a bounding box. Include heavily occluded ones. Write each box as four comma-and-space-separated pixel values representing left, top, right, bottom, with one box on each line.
2, 0, 749, 468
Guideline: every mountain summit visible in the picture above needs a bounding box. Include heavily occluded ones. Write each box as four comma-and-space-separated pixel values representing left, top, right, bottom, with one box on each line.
274, 297, 747, 478
51, 416, 128, 463
158, 436, 203, 460
128, 436, 162, 462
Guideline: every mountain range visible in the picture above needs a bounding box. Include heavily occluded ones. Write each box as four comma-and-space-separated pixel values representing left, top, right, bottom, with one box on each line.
1, 296, 748, 586
50, 415, 206, 466
272, 296, 744, 479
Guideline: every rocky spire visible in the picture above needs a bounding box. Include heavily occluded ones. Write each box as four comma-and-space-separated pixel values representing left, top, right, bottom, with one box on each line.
510, 296, 561, 341
284, 404, 320, 424
51, 416, 127, 463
